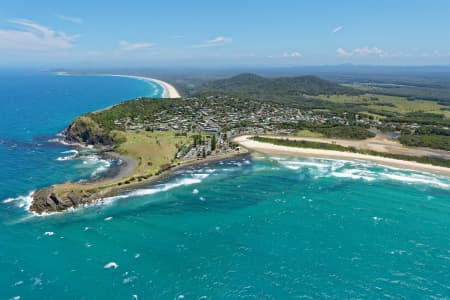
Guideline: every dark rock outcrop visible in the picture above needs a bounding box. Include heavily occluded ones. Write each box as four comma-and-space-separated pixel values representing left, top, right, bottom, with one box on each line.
30, 187, 95, 214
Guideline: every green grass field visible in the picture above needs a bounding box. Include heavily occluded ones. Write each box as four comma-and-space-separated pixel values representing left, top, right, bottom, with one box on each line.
310, 93, 449, 117
115, 130, 191, 177
296, 129, 324, 137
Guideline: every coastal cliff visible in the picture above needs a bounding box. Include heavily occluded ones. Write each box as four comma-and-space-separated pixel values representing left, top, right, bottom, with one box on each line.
64, 116, 114, 145
30, 115, 119, 214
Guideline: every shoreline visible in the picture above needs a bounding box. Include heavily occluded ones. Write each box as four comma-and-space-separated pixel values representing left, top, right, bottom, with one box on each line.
54, 72, 181, 99
29, 148, 248, 216
234, 135, 450, 177
23, 131, 450, 215
108, 74, 181, 98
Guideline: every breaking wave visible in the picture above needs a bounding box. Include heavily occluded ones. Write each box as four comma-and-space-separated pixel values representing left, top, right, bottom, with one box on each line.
77, 154, 112, 178
2, 191, 34, 209
105, 177, 204, 203
56, 149, 79, 161
271, 156, 450, 189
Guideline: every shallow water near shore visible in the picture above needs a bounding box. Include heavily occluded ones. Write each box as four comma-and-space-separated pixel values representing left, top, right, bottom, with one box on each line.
1, 71, 450, 299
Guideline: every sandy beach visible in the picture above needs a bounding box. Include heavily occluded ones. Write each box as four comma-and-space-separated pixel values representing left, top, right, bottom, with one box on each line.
234, 135, 450, 177
109, 74, 181, 98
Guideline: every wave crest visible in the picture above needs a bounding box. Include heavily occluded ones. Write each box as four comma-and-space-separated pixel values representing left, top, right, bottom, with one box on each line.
272, 156, 449, 189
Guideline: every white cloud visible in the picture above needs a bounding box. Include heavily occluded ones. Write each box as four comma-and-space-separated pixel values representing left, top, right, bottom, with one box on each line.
332, 26, 343, 33
0, 19, 77, 51
119, 40, 155, 51
337, 47, 385, 57
193, 36, 232, 48
283, 51, 303, 57
268, 51, 303, 59
56, 14, 83, 24
431, 50, 450, 57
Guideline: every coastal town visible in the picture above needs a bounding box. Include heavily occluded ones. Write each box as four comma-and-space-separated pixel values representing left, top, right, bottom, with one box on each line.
104, 93, 433, 161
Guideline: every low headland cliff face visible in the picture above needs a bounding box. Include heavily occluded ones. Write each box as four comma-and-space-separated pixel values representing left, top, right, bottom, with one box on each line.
30, 115, 117, 214
64, 116, 114, 146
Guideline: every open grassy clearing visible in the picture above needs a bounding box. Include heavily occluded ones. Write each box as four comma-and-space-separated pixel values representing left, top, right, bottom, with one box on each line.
310, 93, 449, 116
115, 130, 191, 177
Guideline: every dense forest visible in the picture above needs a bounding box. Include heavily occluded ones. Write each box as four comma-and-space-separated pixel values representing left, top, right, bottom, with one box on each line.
385, 112, 450, 126
197, 73, 362, 106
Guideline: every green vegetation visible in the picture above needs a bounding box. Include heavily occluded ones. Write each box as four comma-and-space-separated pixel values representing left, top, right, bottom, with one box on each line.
386, 112, 450, 126
198, 73, 362, 107
348, 82, 450, 106
198, 73, 450, 118
54, 130, 191, 196
88, 98, 183, 132
296, 129, 324, 137
399, 135, 450, 151
202, 73, 361, 96
317, 125, 375, 140
283, 121, 375, 140
115, 130, 191, 178
251, 136, 450, 168
309, 93, 448, 116
65, 116, 115, 145
211, 135, 217, 150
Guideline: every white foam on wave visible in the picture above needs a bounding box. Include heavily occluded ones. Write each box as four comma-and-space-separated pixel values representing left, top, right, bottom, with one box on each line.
81, 155, 101, 165
283, 161, 329, 168
62, 149, 78, 154
270, 156, 287, 161
330, 169, 376, 181
276, 157, 341, 172
56, 149, 79, 161
2, 191, 34, 209
91, 160, 111, 178
104, 262, 118, 269
380, 173, 449, 189
192, 173, 209, 179
271, 156, 449, 189
77, 154, 112, 177
104, 176, 204, 203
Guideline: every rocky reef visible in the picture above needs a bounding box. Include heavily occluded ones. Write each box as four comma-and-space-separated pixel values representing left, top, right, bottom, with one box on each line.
30, 187, 93, 213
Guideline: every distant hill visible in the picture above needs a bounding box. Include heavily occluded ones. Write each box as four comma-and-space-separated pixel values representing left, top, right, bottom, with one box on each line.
198, 73, 362, 100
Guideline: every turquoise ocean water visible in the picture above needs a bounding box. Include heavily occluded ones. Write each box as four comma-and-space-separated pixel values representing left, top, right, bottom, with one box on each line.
0, 71, 449, 299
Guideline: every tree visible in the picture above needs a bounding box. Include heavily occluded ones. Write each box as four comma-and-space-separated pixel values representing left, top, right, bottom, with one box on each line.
211, 135, 217, 151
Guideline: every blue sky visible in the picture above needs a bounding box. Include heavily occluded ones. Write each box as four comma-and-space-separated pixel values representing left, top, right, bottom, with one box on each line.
1, 0, 450, 68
